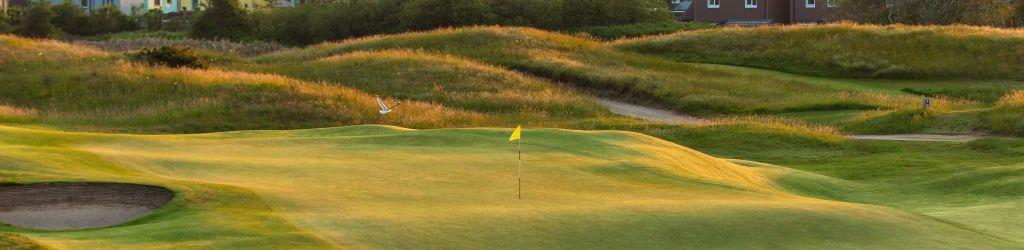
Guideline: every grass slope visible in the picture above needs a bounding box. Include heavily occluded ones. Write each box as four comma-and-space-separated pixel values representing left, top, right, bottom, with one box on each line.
0, 35, 485, 133
256, 26, 942, 116
617, 24, 1024, 80
0, 125, 1016, 249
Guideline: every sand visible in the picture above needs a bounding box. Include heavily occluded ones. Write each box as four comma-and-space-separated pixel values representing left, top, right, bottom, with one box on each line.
0, 183, 174, 230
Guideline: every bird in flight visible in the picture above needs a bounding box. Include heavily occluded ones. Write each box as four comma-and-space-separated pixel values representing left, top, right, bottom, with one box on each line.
376, 96, 402, 115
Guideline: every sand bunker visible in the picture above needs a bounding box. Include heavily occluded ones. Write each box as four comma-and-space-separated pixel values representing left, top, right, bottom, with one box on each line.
0, 182, 173, 230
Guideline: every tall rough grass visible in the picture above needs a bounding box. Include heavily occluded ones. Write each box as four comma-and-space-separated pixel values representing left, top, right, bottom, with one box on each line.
616, 23, 1024, 80
249, 49, 603, 118
74, 38, 284, 56
986, 90, 1024, 136
258, 26, 945, 116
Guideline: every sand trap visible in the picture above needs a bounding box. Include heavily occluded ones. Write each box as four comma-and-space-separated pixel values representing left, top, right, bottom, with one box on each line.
0, 183, 174, 230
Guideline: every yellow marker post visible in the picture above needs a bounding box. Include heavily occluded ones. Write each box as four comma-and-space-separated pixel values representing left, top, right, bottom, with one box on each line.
509, 125, 522, 199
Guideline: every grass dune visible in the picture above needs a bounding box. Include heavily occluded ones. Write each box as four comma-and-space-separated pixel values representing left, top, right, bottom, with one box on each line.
257, 26, 939, 116
616, 23, 1024, 80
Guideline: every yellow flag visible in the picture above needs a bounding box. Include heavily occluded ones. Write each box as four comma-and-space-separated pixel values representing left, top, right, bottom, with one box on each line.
509, 125, 522, 142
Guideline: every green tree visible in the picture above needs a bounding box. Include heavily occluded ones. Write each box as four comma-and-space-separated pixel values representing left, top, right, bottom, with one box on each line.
51, 0, 91, 35
16, 2, 56, 38
191, 0, 251, 40
561, 0, 671, 28
489, 0, 563, 29
397, 0, 494, 31
91, 4, 136, 34
143, 9, 163, 31
0, 15, 11, 33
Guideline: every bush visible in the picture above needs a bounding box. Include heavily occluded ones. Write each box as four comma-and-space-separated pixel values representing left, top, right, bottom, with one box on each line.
576, 22, 717, 40
191, 0, 250, 40
90, 5, 136, 34
51, 0, 90, 35
249, 0, 674, 46
489, 0, 563, 29
16, 2, 56, 38
51, 2, 135, 36
129, 46, 208, 68
561, 0, 671, 28
0, 13, 12, 33
143, 9, 163, 31
397, 0, 494, 31
251, 0, 402, 46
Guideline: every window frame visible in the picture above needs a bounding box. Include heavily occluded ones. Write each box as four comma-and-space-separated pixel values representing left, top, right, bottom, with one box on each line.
707, 0, 720, 9
744, 0, 757, 8
805, 0, 816, 8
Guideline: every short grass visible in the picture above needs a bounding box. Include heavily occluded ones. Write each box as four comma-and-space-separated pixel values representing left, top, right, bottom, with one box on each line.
0, 125, 1018, 249
616, 23, 1024, 80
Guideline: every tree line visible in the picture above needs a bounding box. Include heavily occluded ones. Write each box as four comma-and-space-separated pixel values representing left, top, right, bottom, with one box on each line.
835, 0, 1024, 27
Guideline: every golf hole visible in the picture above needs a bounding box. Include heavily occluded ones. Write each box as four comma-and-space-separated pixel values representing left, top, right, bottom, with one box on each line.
0, 182, 174, 230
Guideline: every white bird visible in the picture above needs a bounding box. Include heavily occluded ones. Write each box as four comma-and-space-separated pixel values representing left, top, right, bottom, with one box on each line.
376, 95, 402, 115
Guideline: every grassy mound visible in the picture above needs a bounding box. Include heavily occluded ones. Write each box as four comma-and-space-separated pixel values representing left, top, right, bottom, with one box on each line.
257, 27, 936, 116
0, 233, 49, 250
0, 125, 1016, 248
0, 35, 485, 133
616, 24, 1024, 80
245, 49, 603, 120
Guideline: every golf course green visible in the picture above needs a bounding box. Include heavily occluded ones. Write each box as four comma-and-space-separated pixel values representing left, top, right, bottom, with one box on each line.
0, 125, 1017, 249
1, 23, 1023, 249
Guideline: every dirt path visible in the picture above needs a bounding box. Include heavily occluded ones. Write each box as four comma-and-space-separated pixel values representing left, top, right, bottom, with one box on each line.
846, 134, 984, 142
594, 97, 986, 142
595, 98, 703, 124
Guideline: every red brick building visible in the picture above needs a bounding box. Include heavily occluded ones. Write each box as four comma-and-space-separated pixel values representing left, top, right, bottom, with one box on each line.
674, 0, 836, 25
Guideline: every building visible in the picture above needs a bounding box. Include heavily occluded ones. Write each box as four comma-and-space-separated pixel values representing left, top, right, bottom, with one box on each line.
144, 0, 198, 13
49, 0, 144, 14
678, 0, 836, 25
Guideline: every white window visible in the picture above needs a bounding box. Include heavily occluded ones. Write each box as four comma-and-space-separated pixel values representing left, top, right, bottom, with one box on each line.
745, 0, 757, 8
707, 0, 720, 8
827, 0, 837, 8
805, 0, 816, 8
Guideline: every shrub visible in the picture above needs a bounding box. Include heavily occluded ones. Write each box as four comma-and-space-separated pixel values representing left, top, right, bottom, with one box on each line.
143, 9, 163, 31
16, 2, 56, 38
576, 22, 717, 40
251, 0, 402, 46
0, 13, 12, 33
397, 0, 494, 31
51, 0, 90, 35
561, 0, 671, 28
51, 2, 135, 36
489, 0, 563, 29
90, 4, 136, 34
191, 0, 251, 40
129, 46, 208, 68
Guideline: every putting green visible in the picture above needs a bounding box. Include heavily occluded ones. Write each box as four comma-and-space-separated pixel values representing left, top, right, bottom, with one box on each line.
0, 125, 1014, 249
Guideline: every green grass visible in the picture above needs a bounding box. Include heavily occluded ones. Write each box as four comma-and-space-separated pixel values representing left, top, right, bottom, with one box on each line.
258, 27, 969, 116
1, 233, 49, 250
3, 27, 1024, 248
0, 125, 1019, 248
616, 23, 1024, 80
572, 22, 718, 41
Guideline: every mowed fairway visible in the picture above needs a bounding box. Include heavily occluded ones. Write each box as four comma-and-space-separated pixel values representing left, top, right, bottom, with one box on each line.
0, 125, 1015, 249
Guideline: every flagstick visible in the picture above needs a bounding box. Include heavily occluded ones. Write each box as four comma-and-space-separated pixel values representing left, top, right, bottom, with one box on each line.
517, 138, 522, 199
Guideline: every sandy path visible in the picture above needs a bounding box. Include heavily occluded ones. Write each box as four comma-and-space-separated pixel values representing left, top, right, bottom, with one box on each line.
846, 134, 983, 142
594, 97, 986, 142
595, 98, 703, 124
